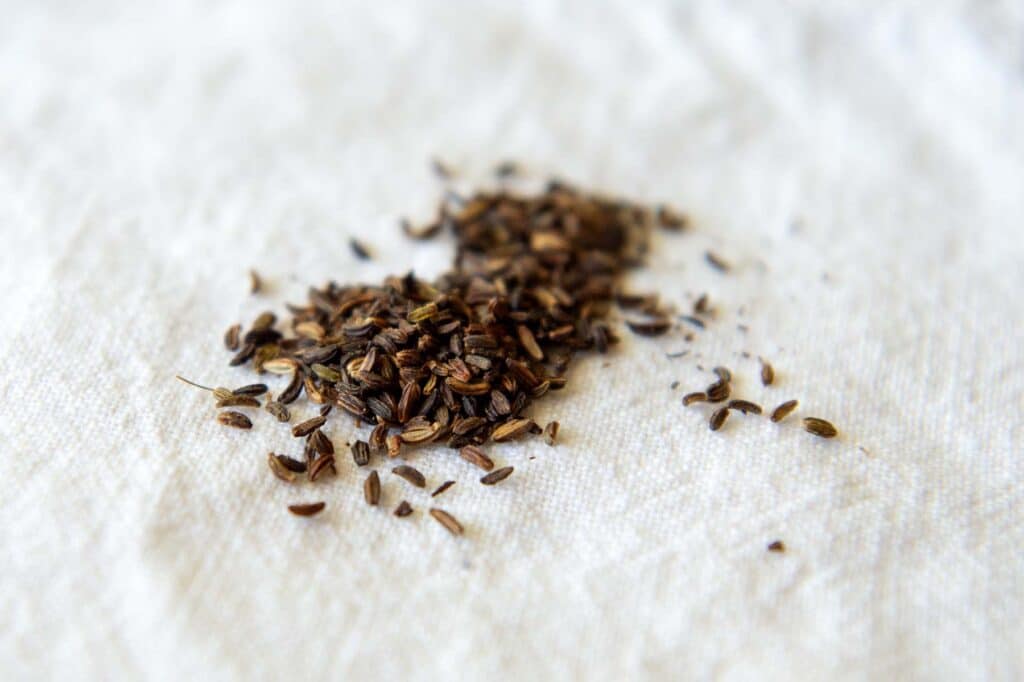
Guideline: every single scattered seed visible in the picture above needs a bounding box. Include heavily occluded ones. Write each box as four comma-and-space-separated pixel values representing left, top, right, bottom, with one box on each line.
625, 318, 671, 336
760, 359, 775, 386
249, 269, 262, 295
705, 251, 730, 273
682, 392, 707, 406
770, 400, 799, 423
431, 480, 456, 497
215, 395, 261, 409
363, 471, 381, 506
394, 500, 414, 517
727, 399, 763, 415
713, 366, 732, 383
491, 418, 534, 442
392, 465, 426, 488
429, 508, 463, 536
233, 383, 268, 397
351, 440, 370, 466
349, 238, 372, 260
251, 311, 276, 331
292, 416, 326, 438
268, 453, 297, 482
459, 445, 494, 471
217, 411, 252, 429
802, 417, 838, 439
767, 540, 786, 553
480, 466, 514, 485
543, 421, 559, 446
709, 407, 729, 431
656, 205, 688, 231
706, 381, 731, 403
224, 324, 241, 351
288, 502, 325, 517
319, 404, 332, 417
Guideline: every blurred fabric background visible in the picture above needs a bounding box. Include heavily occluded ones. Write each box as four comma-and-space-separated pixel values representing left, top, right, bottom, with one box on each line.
1, 1, 1022, 679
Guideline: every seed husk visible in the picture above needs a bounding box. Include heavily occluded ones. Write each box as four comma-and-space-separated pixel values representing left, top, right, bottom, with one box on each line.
709, 407, 729, 431
542, 421, 559, 446
770, 400, 799, 423
727, 399, 762, 415
760, 359, 775, 386
392, 465, 426, 488
351, 440, 371, 466
292, 416, 326, 438
682, 392, 707, 406
386, 434, 402, 458
363, 470, 381, 505
217, 411, 252, 429
802, 417, 838, 439
394, 500, 414, 517
288, 502, 325, 517
349, 238, 372, 260
431, 480, 455, 497
480, 466, 514, 485
429, 508, 463, 536
224, 324, 241, 351
459, 445, 494, 471
491, 418, 534, 442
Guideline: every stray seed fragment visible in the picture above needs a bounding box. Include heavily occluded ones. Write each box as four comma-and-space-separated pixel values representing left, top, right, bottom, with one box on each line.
349, 238, 372, 260
694, 294, 710, 315
705, 251, 730, 273
760, 359, 775, 386
802, 417, 838, 439
682, 392, 707, 406
292, 416, 326, 438
394, 500, 414, 517
363, 471, 381, 506
224, 324, 241, 351
351, 440, 370, 466
249, 269, 262, 295
770, 400, 799, 423
217, 411, 252, 429
429, 508, 463, 536
480, 466, 514, 485
392, 465, 426, 488
709, 407, 729, 431
288, 502, 325, 517
431, 480, 455, 497
459, 445, 494, 471
767, 540, 786, 553
727, 399, 763, 415
542, 421, 559, 446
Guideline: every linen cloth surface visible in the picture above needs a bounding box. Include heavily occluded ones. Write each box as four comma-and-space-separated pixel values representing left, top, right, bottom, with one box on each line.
1, 1, 1023, 680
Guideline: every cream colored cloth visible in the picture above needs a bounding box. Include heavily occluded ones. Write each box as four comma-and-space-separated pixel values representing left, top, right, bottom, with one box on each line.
2, 1, 1023, 680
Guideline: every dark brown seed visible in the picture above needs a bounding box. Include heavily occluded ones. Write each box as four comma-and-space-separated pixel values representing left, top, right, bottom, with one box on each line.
429, 508, 463, 536
292, 416, 326, 438
308, 454, 337, 482
625, 318, 671, 336
431, 480, 455, 497
397, 381, 421, 423
308, 429, 334, 456
217, 411, 252, 429
760, 359, 775, 386
682, 392, 707, 406
706, 381, 731, 403
394, 500, 414, 517
713, 366, 732, 383
453, 416, 487, 436
705, 251, 730, 273
802, 417, 838, 439
542, 421, 559, 446
770, 400, 799, 423
392, 465, 426, 488
363, 470, 381, 506
215, 395, 261, 409
278, 371, 304, 405
233, 383, 268, 397
249, 269, 262, 295
268, 453, 297, 482
491, 418, 534, 442
224, 324, 241, 351
351, 440, 370, 466
349, 238, 371, 260
459, 445, 494, 471
251, 311, 276, 331
275, 454, 307, 473
480, 466, 513, 485
319, 404, 332, 417
709, 407, 729, 431
767, 540, 786, 553
288, 502, 325, 517
516, 325, 544, 360
727, 399, 763, 415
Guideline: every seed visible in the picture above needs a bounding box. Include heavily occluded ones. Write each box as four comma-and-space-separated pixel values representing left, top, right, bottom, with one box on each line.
319, 404, 332, 417
392, 465, 426, 488
543, 421, 559, 446
397, 381, 421, 423
263, 358, 299, 375
802, 417, 838, 439
311, 363, 342, 382
267, 453, 297, 482
713, 366, 732, 383
494, 160, 518, 178
656, 205, 688, 231
370, 424, 388, 451
727, 399, 762, 415
224, 324, 241, 351
217, 411, 252, 429
308, 454, 337, 482
480, 466, 513, 485
705, 381, 731, 403
276, 454, 307, 473
215, 395, 261, 409
278, 371, 303, 405
349, 238, 372, 260
709, 407, 729, 431
429, 508, 463, 536
363, 470, 381, 505
491, 418, 534, 442
459, 445, 494, 471
431, 480, 455, 497
694, 294, 709, 315
516, 325, 544, 360
394, 500, 414, 517
249, 269, 262, 295
760, 359, 775, 386
770, 400, 799, 423
292, 416, 326, 438
705, 251, 730, 273
408, 302, 438, 323
308, 429, 334, 456
233, 383, 268, 397
682, 392, 707, 406
288, 502, 325, 517
453, 416, 487, 436
767, 540, 786, 553
625, 318, 671, 336
400, 423, 439, 444
386, 434, 402, 458
351, 440, 370, 466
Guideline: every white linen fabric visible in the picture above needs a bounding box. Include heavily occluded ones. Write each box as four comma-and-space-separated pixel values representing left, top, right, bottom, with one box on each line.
2, 1, 1022, 680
